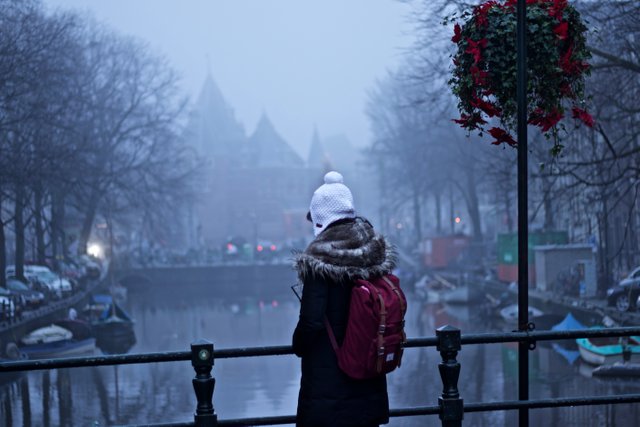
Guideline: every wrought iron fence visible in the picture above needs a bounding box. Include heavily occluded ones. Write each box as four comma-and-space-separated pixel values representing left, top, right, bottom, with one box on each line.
2, 326, 640, 427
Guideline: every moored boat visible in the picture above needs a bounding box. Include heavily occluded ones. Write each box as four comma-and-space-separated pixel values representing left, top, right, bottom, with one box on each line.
576, 334, 640, 365
442, 285, 483, 304
83, 294, 136, 354
499, 304, 544, 322
18, 337, 96, 359
20, 324, 72, 345
19, 324, 95, 359
592, 361, 640, 377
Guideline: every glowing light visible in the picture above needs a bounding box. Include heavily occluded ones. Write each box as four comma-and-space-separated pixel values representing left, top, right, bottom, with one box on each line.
257, 245, 263, 252
455, 217, 461, 224
396, 223, 403, 229
271, 300, 279, 307
87, 244, 103, 258
270, 245, 276, 251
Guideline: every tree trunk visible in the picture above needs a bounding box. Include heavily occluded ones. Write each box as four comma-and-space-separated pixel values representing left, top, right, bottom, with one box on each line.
78, 187, 101, 256
465, 167, 483, 242
542, 175, 555, 230
435, 191, 442, 235
14, 186, 26, 280
0, 195, 6, 288
412, 190, 423, 247
600, 191, 611, 294
449, 184, 455, 234
34, 184, 46, 264
504, 189, 513, 233
51, 191, 60, 261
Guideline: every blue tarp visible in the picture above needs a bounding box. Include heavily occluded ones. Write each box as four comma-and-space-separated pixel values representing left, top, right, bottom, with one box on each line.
92, 294, 113, 305
551, 312, 586, 331
551, 343, 581, 364
550, 313, 585, 365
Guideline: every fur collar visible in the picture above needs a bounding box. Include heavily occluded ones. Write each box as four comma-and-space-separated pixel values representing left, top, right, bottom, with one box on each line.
293, 217, 398, 283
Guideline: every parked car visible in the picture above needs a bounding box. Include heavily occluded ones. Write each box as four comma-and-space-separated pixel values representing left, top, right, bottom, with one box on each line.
4, 278, 45, 308
0, 288, 17, 320
606, 266, 640, 312
5, 265, 73, 299
76, 255, 102, 279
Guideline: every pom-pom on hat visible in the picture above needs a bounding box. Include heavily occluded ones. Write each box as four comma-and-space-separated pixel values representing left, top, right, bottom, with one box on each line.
309, 171, 356, 236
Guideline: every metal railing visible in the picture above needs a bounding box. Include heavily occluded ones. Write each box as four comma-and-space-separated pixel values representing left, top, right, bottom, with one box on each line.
2, 326, 640, 427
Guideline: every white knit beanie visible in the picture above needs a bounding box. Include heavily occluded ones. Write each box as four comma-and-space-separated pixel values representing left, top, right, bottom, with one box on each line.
309, 171, 356, 236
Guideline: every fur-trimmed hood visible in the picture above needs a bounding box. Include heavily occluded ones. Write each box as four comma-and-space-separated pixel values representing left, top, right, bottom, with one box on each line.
293, 217, 398, 283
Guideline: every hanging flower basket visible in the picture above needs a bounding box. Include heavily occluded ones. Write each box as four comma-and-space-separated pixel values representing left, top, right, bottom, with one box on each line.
448, 0, 593, 152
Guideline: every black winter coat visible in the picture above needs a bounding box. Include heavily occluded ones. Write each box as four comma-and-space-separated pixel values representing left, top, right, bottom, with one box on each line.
292, 218, 397, 427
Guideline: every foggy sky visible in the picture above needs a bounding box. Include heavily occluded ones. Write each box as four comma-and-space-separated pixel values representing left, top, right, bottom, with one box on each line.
43, 0, 413, 157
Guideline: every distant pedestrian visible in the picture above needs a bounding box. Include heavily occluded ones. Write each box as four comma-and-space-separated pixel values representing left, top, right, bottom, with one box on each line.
292, 171, 397, 427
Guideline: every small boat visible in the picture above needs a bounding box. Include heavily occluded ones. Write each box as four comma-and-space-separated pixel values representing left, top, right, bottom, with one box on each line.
18, 337, 96, 359
499, 304, 544, 322
592, 362, 640, 377
576, 334, 640, 365
19, 324, 95, 359
442, 286, 483, 304
83, 294, 136, 354
20, 324, 72, 345
547, 313, 586, 356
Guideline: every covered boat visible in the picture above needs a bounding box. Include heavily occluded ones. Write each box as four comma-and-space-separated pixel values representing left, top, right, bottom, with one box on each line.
21, 324, 72, 345
19, 324, 95, 359
83, 294, 136, 354
499, 304, 544, 322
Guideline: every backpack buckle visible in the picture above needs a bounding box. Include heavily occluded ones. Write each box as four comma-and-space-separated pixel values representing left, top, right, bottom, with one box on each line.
378, 324, 386, 334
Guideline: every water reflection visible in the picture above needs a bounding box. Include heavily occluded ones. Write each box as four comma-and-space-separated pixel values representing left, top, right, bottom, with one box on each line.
1, 286, 640, 426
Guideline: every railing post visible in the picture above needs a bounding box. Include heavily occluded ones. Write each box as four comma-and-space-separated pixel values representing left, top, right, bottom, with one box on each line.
437, 325, 463, 427
191, 339, 217, 427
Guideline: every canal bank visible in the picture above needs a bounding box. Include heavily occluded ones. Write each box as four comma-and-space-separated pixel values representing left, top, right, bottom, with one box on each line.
0, 278, 105, 359
481, 278, 640, 327
2, 270, 640, 426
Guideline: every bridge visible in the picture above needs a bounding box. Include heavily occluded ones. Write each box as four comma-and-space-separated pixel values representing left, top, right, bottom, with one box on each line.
117, 264, 297, 300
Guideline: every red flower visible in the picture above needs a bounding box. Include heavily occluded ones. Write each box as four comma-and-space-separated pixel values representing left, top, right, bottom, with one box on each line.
553, 21, 568, 40
559, 82, 573, 97
528, 108, 563, 132
548, 0, 568, 21
471, 96, 501, 117
572, 106, 594, 127
474, 1, 498, 27
560, 46, 590, 75
465, 38, 488, 64
452, 23, 462, 44
505, 0, 540, 7
488, 127, 517, 146
470, 65, 489, 86
453, 113, 487, 130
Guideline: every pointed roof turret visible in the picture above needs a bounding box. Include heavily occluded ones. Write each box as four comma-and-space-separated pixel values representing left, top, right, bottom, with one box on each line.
307, 126, 328, 169
184, 72, 246, 164
248, 112, 303, 168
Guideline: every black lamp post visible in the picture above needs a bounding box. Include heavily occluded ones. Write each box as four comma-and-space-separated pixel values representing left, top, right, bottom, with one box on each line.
516, 0, 530, 426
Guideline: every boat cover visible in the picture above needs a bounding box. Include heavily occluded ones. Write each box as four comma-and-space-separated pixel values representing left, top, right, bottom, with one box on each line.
552, 313, 586, 331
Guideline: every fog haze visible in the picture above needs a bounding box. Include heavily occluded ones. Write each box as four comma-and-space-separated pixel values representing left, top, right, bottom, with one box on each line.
44, 0, 413, 156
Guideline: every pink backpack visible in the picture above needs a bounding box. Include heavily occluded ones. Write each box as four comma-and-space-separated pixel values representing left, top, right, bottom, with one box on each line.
324, 274, 407, 379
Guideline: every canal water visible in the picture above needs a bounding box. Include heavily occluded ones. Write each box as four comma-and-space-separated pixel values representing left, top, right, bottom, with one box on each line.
1, 280, 639, 426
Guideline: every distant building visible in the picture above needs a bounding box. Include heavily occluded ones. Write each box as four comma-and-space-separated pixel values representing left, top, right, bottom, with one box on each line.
182, 74, 312, 250
178, 73, 378, 253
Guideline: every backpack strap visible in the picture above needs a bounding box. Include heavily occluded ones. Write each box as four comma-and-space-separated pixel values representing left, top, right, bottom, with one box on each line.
376, 291, 386, 373
323, 316, 339, 352
382, 275, 406, 316
382, 275, 407, 364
